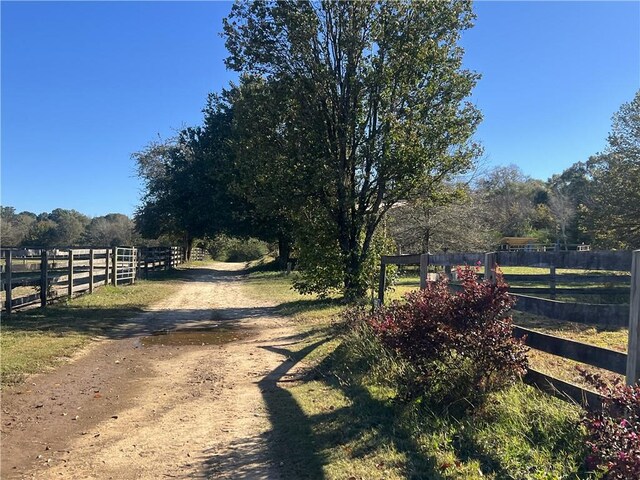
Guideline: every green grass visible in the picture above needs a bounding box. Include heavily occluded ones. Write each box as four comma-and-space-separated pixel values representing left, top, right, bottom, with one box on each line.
1, 271, 182, 385
239, 269, 593, 479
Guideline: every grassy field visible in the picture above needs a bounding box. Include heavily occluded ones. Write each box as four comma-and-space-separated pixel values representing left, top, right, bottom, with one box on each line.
1, 269, 184, 385
241, 267, 592, 479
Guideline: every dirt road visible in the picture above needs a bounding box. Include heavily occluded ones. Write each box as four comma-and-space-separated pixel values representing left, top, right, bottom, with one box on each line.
1, 263, 308, 479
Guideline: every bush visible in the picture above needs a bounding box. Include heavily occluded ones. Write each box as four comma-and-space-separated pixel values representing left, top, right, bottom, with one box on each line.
207, 235, 268, 262
367, 266, 528, 409
583, 380, 640, 478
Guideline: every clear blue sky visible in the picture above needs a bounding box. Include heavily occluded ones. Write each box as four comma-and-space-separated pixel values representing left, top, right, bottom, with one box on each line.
2, 1, 639, 218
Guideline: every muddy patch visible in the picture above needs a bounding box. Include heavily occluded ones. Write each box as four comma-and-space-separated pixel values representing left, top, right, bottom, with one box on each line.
139, 326, 249, 347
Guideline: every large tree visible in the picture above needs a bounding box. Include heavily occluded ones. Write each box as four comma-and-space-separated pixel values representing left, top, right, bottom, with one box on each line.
584, 91, 640, 249
0, 207, 36, 247
388, 184, 493, 254
476, 165, 552, 240
133, 97, 239, 257
84, 213, 137, 247
224, 0, 482, 298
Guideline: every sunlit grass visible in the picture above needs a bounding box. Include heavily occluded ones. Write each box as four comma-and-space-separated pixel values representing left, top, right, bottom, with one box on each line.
242, 271, 592, 479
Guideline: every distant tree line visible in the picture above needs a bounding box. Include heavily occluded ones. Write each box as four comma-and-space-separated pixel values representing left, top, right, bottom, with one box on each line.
389, 90, 640, 253
0, 207, 139, 248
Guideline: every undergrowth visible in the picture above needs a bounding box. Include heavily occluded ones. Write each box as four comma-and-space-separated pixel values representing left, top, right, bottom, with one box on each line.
324, 323, 591, 479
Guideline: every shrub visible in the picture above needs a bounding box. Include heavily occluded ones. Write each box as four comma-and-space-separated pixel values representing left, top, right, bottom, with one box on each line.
583, 380, 640, 478
367, 266, 528, 409
207, 234, 268, 262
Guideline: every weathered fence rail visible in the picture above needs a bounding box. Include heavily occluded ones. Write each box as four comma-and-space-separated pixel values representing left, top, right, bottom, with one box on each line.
378, 249, 640, 409
510, 293, 628, 328
1, 245, 206, 314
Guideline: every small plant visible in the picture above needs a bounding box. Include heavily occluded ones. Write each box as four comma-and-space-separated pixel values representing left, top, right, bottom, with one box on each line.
582, 377, 640, 479
366, 266, 528, 409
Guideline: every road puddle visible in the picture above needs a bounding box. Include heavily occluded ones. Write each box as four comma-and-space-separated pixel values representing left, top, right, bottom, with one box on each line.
140, 326, 247, 347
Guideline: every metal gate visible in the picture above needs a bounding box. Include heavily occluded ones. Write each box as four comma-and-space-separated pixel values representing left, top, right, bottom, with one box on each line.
113, 247, 137, 286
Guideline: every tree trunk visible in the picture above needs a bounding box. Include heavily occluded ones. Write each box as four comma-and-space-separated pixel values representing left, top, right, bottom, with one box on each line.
184, 233, 193, 261
277, 235, 292, 270
343, 251, 366, 301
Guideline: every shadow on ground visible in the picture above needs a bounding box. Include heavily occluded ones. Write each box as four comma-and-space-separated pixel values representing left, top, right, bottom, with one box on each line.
200, 328, 448, 479
2, 263, 283, 340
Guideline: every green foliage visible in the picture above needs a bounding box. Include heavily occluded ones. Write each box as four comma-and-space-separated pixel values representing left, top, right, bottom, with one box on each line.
224, 0, 482, 298
83, 213, 137, 246
133, 95, 243, 253
583, 91, 640, 249
206, 234, 268, 262
1, 207, 96, 248
548, 90, 640, 250
365, 268, 528, 411
326, 320, 588, 478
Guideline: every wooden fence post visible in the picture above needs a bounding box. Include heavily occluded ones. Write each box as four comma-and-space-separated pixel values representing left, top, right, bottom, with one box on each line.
40, 250, 48, 307
105, 248, 110, 286
89, 248, 95, 293
419, 253, 430, 290
112, 248, 118, 286
378, 261, 387, 305
484, 252, 497, 285
144, 249, 149, 279
5, 250, 12, 314
550, 265, 557, 300
626, 249, 640, 386
68, 249, 74, 298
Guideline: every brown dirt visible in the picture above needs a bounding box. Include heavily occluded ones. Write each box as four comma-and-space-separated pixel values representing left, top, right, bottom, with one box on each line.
1, 263, 306, 479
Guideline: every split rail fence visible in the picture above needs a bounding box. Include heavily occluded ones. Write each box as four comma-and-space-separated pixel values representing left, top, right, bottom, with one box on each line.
378, 250, 640, 409
1, 246, 207, 314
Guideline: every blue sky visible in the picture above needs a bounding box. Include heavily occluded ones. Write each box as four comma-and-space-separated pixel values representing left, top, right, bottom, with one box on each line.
2, 1, 639, 218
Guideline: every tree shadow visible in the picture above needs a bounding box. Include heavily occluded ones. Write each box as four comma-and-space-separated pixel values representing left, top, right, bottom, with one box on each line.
2, 303, 283, 340
202, 332, 448, 479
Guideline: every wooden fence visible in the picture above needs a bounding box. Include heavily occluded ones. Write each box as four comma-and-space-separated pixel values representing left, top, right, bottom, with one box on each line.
1, 245, 206, 314
378, 250, 640, 409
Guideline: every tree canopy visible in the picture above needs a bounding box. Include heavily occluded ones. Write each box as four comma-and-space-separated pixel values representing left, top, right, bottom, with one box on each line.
223, 0, 482, 298
583, 91, 640, 249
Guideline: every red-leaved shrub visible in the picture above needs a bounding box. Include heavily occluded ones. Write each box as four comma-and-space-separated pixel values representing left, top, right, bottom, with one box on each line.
583, 380, 640, 478
368, 266, 528, 407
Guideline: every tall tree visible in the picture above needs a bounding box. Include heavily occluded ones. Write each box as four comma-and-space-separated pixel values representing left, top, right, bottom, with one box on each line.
229, 78, 299, 267
224, 0, 482, 298
134, 97, 241, 258
47, 208, 90, 246
0, 207, 36, 247
389, 184, 493, 254
84, 214, 137, 246
548, 188, 575, 250
584, 90, 640, 249
476, 165, 541, 238
548, 161, 593, 245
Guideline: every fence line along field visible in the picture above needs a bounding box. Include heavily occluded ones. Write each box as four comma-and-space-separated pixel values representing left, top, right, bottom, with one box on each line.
379, 249, 640, 410
1, 246, 206, 313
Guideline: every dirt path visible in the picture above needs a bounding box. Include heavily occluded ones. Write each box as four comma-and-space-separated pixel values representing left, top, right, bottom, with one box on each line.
1, 263, 306, 479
